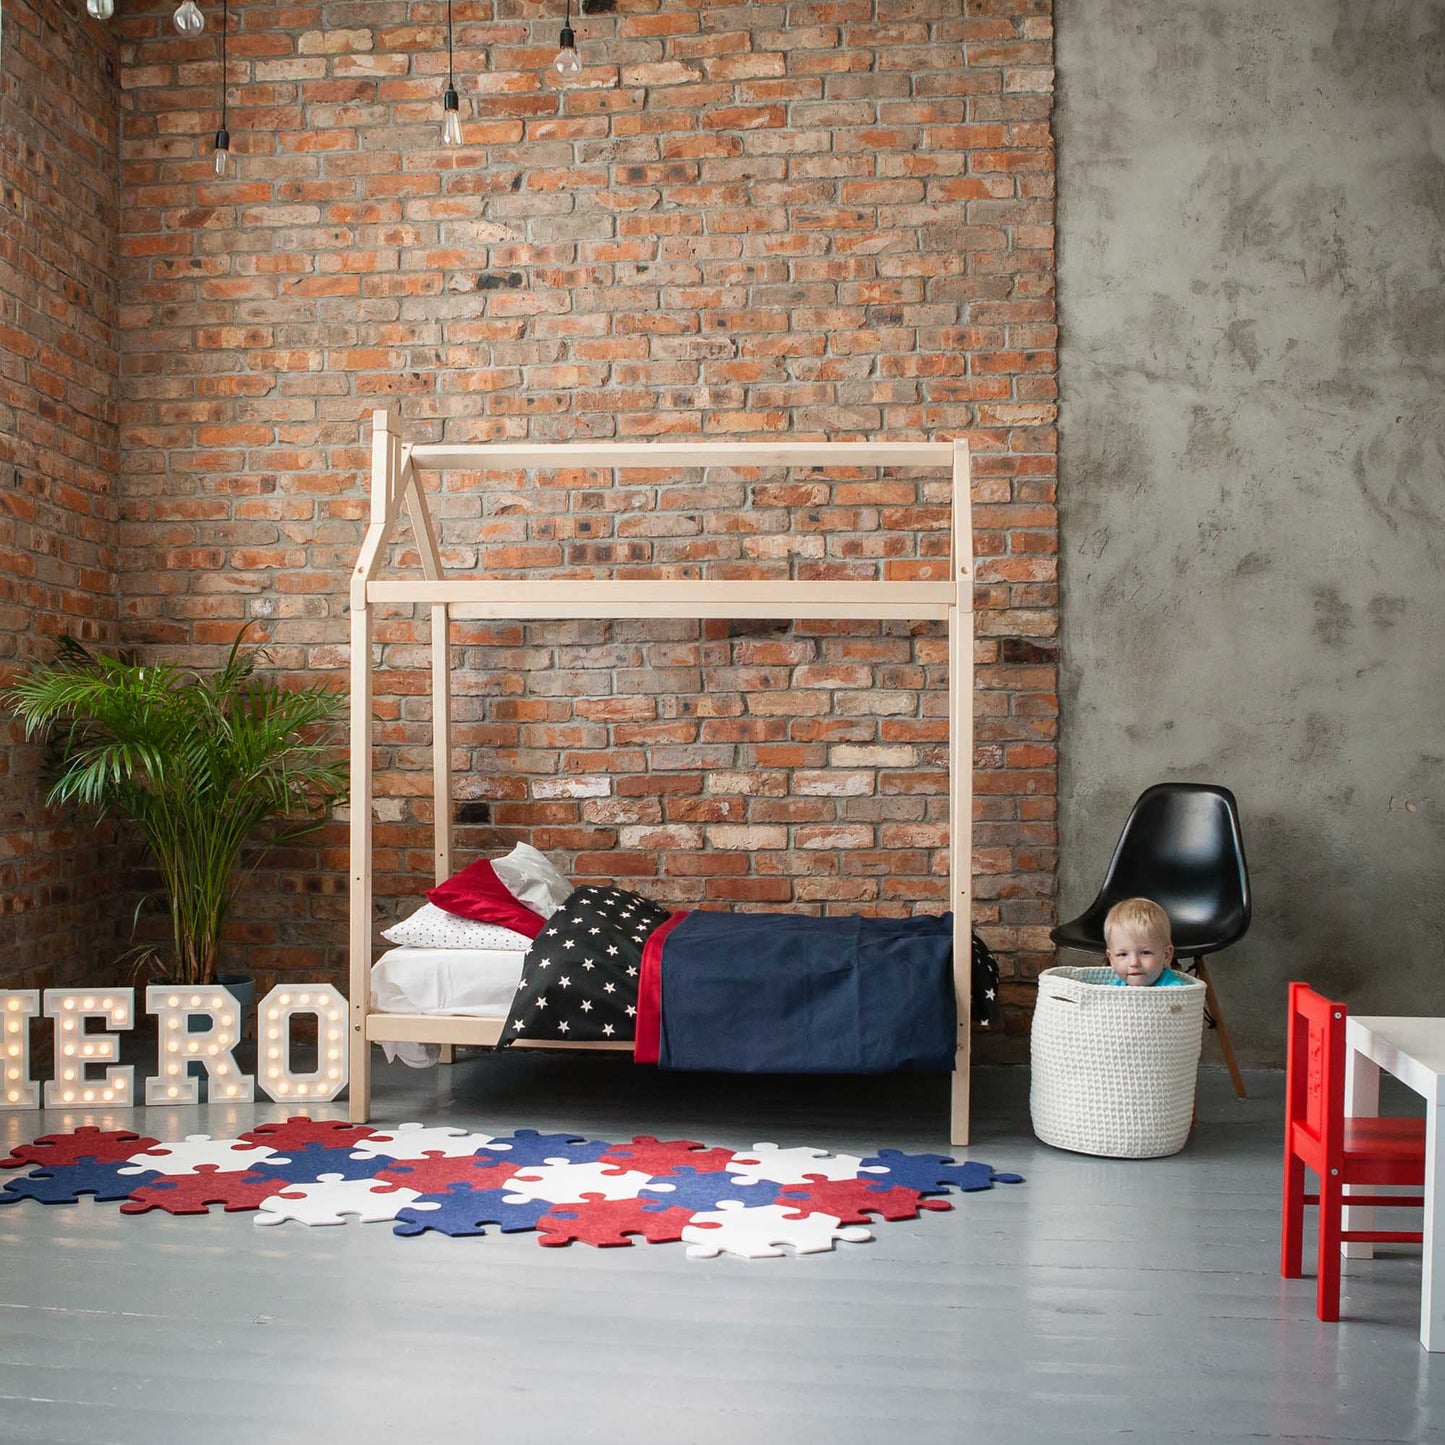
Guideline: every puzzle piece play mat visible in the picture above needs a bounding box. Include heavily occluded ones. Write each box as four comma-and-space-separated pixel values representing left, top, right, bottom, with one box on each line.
0, 1119, 1023, 1260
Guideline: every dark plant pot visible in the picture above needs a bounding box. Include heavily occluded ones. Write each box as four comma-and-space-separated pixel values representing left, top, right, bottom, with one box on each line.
218, 972, 255, 1024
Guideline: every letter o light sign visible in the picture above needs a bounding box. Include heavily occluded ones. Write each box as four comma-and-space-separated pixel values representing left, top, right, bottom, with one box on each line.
0, 985, 349, 1108
258, 987, 349, 1103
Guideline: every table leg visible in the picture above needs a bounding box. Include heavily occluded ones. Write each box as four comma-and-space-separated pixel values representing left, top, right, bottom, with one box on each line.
1342, 1045, 1382, 1259
1422, 1097, 1445, 1351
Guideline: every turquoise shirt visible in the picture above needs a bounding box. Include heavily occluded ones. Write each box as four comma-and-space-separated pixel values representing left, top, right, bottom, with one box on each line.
1107, 968, 1190, 988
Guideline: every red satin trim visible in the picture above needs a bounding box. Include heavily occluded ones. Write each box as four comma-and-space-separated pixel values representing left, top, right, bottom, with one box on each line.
634, 910, 690, 1064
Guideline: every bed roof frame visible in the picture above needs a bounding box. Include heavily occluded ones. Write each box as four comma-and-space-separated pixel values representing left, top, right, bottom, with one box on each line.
348, 409, 976, 1144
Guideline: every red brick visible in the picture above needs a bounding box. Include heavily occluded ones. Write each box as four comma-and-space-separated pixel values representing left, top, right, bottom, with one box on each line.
704, 878, 794, 904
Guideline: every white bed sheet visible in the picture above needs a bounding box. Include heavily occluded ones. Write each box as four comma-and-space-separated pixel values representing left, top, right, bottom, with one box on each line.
370, 945, 526, 1067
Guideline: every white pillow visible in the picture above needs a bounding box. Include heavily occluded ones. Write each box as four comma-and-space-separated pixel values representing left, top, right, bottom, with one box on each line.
381, 903, 535, 952
491, 842, 574, 920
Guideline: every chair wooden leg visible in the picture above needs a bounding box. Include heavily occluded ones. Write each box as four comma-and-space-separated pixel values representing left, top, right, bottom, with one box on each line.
1281, 1152, 1306, 1278
438, 1044, 455, 1065
1342, 1047, 1381, 1259
1195, 956, 1247, 1099
1316, 1171, 1343, 1322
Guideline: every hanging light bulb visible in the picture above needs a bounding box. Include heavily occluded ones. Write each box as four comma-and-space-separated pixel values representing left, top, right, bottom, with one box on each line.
212, 0, 231, 174
441, 0, 463, 146
442, 88, 463, 146
554, 0, 581, 76
86, 0, 116, 19
174, 0, 205, 35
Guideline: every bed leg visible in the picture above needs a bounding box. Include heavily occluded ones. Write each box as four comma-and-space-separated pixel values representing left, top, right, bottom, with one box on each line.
950, 1050, 971, 1148
438, 1044, 455, 1065
349, 1031, 372, 1124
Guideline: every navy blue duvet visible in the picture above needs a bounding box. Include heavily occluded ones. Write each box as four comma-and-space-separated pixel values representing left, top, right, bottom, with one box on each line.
655, 910, 958, 1073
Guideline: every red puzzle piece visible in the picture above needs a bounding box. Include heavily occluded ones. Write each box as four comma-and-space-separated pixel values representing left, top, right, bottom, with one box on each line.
0, 1128, 159, 1172
119, 1165, 281, 1216
775, 1177, 953, 1225
238, 1117, 378, 1152
537, 1196, 698, 1248
374, 1154, 521, 1194
598, 1136, 736, 1177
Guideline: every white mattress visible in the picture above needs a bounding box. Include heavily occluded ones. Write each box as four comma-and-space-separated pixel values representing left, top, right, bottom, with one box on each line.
370, 946, 527, 1066
371, 945, 527, 1018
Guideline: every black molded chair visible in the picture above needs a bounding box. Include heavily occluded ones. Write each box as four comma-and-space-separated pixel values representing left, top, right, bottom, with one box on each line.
1051, 783, 1252, 1097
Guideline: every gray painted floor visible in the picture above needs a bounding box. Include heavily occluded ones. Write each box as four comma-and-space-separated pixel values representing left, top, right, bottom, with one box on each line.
0, 1056, 1440, 1444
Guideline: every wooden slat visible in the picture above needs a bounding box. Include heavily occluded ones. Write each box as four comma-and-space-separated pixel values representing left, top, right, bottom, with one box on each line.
390, 446, 413, 525
366, 1013, 505, 1047
346, 678, 372, 1124
364, 1012, 634, 1052
410, 441, 955, 470
369, 410, 395, 525
395, 462, 454, 886
351, 410, 399, 1122
404, 470, 443, 583
950, 439, 974, 1147
349, 522, 389, 615
430, 608, 451, 886
511, 1039, 635, 1053
371, 579, 956, 621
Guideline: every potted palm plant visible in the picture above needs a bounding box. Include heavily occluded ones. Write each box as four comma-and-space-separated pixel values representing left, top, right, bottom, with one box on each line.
3, 627, 347, 999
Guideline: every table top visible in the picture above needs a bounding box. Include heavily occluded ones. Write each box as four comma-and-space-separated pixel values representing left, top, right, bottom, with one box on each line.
1349, 1015, 1445, 1101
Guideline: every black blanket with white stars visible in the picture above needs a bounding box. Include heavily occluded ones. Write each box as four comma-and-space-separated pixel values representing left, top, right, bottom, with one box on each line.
500, 885, 672, 1045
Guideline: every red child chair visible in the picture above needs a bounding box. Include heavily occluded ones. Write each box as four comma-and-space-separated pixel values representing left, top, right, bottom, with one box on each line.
1281, 981, 1427, 1321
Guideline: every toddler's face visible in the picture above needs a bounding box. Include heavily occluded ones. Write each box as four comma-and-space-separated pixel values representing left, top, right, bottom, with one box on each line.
1106, 927, 1173, 986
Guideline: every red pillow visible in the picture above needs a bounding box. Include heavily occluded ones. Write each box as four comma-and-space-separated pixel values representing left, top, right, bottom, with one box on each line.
427, 860, 547, 939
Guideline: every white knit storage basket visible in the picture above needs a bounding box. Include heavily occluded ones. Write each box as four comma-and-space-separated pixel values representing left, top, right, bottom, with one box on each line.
1029, 965, 1207, 1159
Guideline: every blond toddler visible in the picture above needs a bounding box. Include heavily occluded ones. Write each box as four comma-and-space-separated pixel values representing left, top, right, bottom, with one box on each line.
1104, 897, 1188, 987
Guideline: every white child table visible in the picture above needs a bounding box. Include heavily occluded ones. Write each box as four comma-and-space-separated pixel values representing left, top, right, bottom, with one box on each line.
1342, 1015, 1445, 1351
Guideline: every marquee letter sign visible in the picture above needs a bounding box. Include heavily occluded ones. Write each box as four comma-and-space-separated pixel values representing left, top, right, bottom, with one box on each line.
0, 984, 351, 1108
146, 986, 255, 1105
257, 985, 349, 1103
2, 991, 40, 1110
44, 990, 135, 1109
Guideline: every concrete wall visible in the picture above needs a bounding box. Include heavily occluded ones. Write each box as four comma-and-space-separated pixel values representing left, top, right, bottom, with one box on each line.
1056, 1, 1445, 1062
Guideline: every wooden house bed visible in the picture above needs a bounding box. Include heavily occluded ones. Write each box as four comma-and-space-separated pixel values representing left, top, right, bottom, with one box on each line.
348, 409, 978, 1144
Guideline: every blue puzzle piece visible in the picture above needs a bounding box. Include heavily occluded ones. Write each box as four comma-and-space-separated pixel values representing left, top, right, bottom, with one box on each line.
392, 1183, 553, 1238
239, 1144, 390, 1185
973, 1165, 1024, 1187
0, 1158, 160, 1205
638, 1166, 781, 1214
859, 1149, 1024, 1195
473, 1130, 611, 1169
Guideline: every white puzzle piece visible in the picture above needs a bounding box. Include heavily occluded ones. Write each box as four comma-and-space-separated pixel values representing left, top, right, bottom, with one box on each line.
681, 1201, 873, 1260
348, 1123, 500, 1160
253, 1174, 432, 1227
501, 1159, 655, 1206
119, 1135, 290, 1177
725, 1143, 865, 1185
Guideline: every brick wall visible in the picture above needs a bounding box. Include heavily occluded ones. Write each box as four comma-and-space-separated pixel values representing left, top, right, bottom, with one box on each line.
114, 0, 1057, 1054
0, 0, 126, 995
